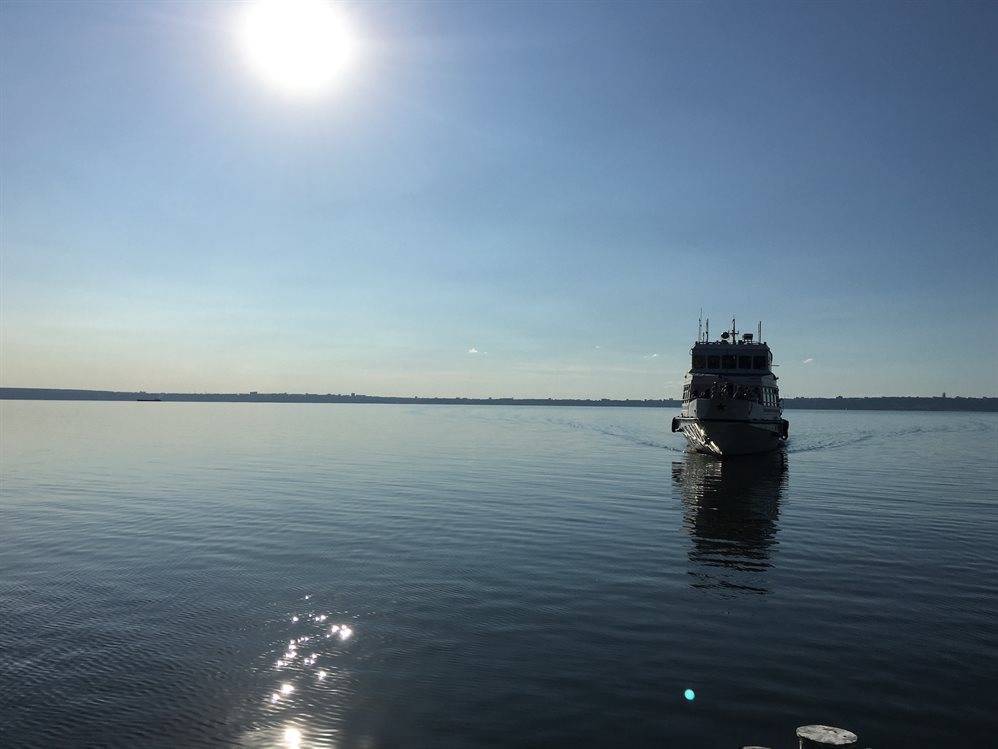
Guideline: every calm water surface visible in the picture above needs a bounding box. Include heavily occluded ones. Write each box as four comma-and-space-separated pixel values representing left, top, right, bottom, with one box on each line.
1, 402, 996, 747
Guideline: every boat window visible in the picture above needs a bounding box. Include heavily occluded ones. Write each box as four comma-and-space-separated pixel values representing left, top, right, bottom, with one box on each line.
692, 355, 706, 369
753, 356, 767, 369
722, 355, 736, 369
738, 355, 751, 369
707, 355, 720, 368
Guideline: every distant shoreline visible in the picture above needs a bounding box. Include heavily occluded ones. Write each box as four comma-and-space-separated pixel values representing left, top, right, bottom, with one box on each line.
2, 388, 996, 412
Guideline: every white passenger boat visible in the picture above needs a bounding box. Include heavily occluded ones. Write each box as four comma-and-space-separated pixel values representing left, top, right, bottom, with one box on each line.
672, 318, 789, 456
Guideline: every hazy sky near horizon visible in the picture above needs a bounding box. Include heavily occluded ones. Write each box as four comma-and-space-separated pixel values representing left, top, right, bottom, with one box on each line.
2, 0, 996, 398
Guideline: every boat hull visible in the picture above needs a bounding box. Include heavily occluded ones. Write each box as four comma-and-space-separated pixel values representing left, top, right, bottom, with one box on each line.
676, 418, 785, 456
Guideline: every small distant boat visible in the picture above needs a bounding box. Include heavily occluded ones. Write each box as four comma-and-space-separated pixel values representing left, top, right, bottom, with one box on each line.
136, 397, 162, 402
672, 317, 789, 456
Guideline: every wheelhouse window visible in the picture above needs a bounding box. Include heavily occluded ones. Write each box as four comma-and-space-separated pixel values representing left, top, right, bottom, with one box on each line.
707, 355, 720, 368
722, 354, 736, 369
692, 355, 706, 369
753, 356, 767, 369
738, 355, 751, 369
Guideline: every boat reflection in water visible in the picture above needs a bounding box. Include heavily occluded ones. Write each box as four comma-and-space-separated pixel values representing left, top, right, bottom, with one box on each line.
671, 451, 788, 595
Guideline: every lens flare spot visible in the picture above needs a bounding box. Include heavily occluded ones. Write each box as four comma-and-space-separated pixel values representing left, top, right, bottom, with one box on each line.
684, 688, 696, 701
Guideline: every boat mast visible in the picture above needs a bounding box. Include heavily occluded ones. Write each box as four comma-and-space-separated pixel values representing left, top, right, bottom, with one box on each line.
698, 308, 703, 343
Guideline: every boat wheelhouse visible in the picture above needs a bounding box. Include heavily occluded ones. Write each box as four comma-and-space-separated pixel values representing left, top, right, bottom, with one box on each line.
672, 318, 789, 456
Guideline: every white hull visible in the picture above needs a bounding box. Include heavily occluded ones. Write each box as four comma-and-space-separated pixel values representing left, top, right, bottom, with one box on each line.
677, 418, 785, 456
673, 375, 787, 457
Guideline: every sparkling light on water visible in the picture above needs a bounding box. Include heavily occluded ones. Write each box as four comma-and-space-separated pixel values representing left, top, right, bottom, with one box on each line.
283, 726, 302, 747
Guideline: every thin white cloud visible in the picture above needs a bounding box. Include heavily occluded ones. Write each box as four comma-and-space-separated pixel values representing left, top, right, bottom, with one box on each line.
468, 347, 479, 354
802, 357, 814, 364
644, 353, 659, 359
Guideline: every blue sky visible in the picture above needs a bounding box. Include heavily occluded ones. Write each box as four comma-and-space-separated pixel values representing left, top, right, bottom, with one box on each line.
2, 0, 996, 397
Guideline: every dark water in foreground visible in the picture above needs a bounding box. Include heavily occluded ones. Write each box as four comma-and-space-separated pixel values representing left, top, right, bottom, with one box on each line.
2, 402, 996, 748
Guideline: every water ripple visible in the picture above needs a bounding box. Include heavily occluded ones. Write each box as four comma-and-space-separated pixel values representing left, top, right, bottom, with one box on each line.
1, 402, 995, 747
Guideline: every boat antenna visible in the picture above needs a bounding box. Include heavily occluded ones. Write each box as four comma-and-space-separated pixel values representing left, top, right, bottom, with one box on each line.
758, 320, 762, 342
731, 318, 736, 340
698, 308, 703, 342
705, 317, 709, 341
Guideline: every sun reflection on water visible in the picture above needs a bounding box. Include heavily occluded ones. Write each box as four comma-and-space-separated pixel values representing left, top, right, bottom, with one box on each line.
283, 726, 302, 747
251, 595, 357, 746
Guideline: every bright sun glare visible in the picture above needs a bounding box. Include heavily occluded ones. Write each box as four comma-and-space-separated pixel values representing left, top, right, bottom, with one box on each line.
240, 0, 356, 95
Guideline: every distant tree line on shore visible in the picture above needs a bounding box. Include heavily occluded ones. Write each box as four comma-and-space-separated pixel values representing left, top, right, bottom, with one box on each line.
2, 388, 996, 412
781, 396, 997, 412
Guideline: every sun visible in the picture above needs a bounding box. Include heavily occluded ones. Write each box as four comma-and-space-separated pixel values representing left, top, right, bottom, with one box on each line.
239, 0, 357, 95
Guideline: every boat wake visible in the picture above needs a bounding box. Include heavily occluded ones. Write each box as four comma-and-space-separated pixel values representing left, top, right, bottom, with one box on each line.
550, 418, 687, 453
786, 419, 994, 454
590, 424, 687, 453
553, 414, 995, 458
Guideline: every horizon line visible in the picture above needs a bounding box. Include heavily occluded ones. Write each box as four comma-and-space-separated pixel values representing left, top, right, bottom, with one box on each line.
2, 387, 996, 402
